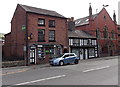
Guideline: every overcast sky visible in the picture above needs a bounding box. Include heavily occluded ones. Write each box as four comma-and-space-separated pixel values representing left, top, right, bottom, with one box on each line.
0, 0, 119, 34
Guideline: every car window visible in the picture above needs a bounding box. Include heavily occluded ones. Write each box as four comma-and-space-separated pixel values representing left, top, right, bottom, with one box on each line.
69, 54, 75, 56
63, 54, 69, 58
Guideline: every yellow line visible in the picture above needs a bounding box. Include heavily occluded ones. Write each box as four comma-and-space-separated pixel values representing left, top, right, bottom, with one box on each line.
0, 68, 30, 76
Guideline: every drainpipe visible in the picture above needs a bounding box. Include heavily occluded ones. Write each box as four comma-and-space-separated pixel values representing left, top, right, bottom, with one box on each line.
25, 12, 28, 66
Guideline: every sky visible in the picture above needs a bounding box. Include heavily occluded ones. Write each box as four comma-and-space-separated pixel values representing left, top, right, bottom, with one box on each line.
0, 0, 119, 34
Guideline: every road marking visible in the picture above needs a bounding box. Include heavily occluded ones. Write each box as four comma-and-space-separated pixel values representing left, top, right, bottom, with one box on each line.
0, 68, 30, 76
14, 75, 66, 85
83, 66, 110, 73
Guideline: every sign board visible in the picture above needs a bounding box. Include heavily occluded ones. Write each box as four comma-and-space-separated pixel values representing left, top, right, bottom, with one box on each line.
24, 46, 26, 51
22, 25, 26, 30
45, 50, 49, 53
38, 45, 43, 47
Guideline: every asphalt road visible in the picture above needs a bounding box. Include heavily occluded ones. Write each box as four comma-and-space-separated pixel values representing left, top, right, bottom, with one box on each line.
2, 56, 119, 86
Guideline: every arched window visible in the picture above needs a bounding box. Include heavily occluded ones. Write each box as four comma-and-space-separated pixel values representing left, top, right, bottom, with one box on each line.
111, 30, 115, 39
96, 28, 100, 38
103, 26, 108, 38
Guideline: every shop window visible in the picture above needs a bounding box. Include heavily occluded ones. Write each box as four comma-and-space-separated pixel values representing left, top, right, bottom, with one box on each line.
89, 49, 95, 57
49, 20, 55, 27
38, 29, 45, 42
49, 30, 55, 42
38, 47, 45, 59
38, 18, 45, 26
92, 40, 97, 45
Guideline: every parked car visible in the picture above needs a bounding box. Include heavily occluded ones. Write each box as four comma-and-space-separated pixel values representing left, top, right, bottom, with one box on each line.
49, 53, 79, 66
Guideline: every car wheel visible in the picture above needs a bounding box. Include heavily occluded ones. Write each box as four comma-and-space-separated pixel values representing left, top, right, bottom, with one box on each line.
59, 61, 64, 66
74, 59, 79, 64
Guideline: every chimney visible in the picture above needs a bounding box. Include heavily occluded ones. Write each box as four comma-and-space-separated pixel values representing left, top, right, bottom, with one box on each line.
113, 10, 117, 24
89, 3, 92, 17
68, 17, 75, 31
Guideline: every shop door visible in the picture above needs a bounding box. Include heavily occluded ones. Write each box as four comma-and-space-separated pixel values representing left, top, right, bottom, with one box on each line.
30, 49, 35, 64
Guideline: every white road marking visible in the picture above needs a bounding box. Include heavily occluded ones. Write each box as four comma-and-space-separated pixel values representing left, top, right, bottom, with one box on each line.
14, 75, 66, 85
83, 66, 110, 73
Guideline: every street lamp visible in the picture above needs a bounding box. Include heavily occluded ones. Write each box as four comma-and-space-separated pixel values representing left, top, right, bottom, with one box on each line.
103, 5, 109, 8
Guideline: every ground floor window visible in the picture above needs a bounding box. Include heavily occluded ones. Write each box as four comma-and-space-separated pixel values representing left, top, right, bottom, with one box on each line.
89, 48, 95, 58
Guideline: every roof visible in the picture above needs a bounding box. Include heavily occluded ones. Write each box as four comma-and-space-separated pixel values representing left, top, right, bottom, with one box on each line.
75, 14, 98, 26
68, 30, 96, 39
19, 4, 66, 18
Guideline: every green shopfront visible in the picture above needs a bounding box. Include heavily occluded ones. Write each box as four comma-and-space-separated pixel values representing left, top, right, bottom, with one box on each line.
29, 44, 63, 64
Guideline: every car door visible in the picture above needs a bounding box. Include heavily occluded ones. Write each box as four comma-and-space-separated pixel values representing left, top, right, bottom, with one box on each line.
63, 54, 70, 64
69, 54, 76, 63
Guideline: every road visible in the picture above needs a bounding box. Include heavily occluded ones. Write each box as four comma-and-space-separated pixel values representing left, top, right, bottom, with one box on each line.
2, 56, 119, 86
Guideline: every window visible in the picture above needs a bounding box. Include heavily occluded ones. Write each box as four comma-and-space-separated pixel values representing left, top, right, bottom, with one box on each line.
118, 27, 120, 31
49, 30, 55, 42
104, 15, 106, 20
103, 26, 108, 38
118, 34, 120, 37
73, 39, 79, 46
111, 30, 115, 39
38, 18, 45, 26
89, 49, 95, 57
38, 29, 45, 42
38, 47, 45, 59
49, 20, 55, 27
96, 28, 100, 38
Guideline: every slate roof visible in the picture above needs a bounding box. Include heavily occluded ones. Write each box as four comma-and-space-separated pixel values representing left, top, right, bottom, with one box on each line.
19, 4, 66, 18
75, 14, 98, 26
68, 30, 96, 38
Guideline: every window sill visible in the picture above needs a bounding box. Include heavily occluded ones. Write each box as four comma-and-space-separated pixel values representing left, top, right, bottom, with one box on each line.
38, 40, 46, 42
49, 40, 56, 42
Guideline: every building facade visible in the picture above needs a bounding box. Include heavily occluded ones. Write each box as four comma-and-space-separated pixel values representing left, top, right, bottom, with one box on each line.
3, 4, 68, 64
118, 1, 120, 25
68, 18, 98, 59
75, 4, 118, 57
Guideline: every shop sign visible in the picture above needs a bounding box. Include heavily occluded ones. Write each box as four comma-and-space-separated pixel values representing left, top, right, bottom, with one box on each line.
38, 45, 43, 47
45, 50, 49, 53
23, 46, 26, 51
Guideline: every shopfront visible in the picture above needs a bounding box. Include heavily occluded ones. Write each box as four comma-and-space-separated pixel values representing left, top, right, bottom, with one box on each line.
29, 44, 63, 64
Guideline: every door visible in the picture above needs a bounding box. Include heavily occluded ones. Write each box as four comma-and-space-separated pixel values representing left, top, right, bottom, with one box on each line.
84, 49, 88, 59
30, 49, 35, 64
79, 49, 84, 60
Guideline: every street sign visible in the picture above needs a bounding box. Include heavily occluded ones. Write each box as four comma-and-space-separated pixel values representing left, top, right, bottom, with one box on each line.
22, 25, 26, 30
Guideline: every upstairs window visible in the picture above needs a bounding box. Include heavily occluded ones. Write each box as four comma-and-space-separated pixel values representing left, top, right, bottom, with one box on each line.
38, 29, 45, 42
38, 18, 45, 26
96, 28, 100, 38
49, 20, 55, 27
118, 27, 120, 31
111, 30, 115, 39
103, 26, 108, 38
49, 30, 55, 42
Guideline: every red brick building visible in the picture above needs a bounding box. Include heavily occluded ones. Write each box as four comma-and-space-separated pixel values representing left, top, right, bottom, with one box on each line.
75, 4, 118, 57
3, 4, 68, 64
117, 25, 120, 52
